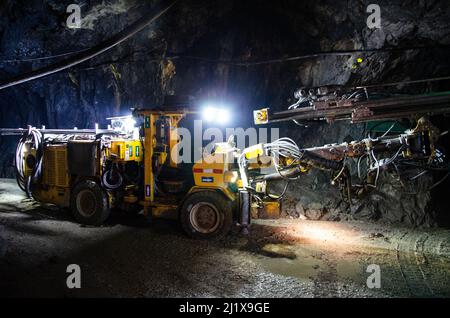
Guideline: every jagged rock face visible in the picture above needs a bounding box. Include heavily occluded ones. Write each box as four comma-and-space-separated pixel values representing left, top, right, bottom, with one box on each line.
0, 0, 449, 226
277, 161, 437, 227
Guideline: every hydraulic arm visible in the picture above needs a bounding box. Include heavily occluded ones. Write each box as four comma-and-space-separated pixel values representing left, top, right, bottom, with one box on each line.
254, 88, 450, 125
237, 117, 448, 207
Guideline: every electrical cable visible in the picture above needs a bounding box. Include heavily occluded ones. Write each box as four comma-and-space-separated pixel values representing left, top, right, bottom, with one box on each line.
430, 172, 450, 190
0, 49, 89, 64
355, 75, 450, 89
380, 122, 396, 138
370, 149, 380, 187
266, 181, 290, 201
5, 43, 450, 65
409, 170, 428, 181
57, 55, 450, 92
332, 158, 347, 183
169, 44, 450, 67
0, 1, 178, 91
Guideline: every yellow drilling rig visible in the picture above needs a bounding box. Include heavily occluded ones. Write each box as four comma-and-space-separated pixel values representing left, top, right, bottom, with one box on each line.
1, 106, 250, 239
1, 90, 449, 239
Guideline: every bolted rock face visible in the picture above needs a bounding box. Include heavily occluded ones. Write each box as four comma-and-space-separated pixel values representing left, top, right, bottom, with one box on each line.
0, 0, 449, 226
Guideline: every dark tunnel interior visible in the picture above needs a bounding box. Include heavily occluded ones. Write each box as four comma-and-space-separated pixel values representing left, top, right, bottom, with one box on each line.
0, 0, 450, 301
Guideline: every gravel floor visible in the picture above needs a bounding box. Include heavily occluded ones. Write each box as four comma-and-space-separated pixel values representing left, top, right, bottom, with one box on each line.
0, 178, 449, 298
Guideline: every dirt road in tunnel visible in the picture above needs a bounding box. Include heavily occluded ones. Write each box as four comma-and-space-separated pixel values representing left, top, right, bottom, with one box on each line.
0, 179, 449, 298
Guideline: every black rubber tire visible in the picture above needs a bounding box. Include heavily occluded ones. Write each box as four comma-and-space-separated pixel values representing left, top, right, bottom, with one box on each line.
70, 180, 110, 226
180, 191, 233, 239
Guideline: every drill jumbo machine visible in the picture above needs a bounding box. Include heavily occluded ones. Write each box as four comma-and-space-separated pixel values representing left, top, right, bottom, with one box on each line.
0, 105, 251, 239
3, 88, 449, 239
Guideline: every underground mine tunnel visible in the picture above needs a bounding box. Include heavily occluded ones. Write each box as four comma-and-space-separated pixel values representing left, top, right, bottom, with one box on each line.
0, 0, 450, 303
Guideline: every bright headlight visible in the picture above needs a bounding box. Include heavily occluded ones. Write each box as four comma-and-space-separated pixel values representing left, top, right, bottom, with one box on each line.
218, 108, 230, 124
201, 105, 231, 125
202, 107, 216, 122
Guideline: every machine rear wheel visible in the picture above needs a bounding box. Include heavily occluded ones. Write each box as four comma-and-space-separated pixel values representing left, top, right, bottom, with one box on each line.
70, 180, 110, 225
180, 191, 232, 239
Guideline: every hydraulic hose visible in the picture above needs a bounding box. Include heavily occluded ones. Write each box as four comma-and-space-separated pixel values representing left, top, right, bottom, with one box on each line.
102, 163, 123, 190
15, 127, 43, 195
258, 166, 303, 181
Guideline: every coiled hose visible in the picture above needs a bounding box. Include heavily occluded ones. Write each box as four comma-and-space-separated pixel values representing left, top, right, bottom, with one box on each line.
15, 127, 43, 196
102, 163, 123, 190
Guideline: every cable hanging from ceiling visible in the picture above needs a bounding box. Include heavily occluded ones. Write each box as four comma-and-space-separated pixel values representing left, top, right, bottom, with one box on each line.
2, 43, 450, 65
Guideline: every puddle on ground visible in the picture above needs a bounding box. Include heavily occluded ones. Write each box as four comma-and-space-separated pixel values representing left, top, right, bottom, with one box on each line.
335, 259, 365, 282
258, 245, 325, 282
259, 244, 387, 286
258, 242, 450, 297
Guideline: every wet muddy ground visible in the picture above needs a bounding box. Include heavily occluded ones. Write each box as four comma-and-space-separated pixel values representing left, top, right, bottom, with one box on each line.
0, 179, 449, 298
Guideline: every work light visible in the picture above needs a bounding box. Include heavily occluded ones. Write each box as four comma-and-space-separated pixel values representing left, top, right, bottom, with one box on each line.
201, 105, 230, 125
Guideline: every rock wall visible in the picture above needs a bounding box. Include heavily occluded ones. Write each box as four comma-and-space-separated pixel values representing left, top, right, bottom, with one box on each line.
0, 0, 449, 226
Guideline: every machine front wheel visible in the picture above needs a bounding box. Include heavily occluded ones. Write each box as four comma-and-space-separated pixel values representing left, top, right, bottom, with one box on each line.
70, 180, 110, 226
180, 191, 232, 239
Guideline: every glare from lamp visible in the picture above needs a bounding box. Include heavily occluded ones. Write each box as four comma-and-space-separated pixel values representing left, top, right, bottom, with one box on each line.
202, 107, 216, 122
304, 227, 334, 241
218, 108, 230, 124
201, 105, 231, 125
